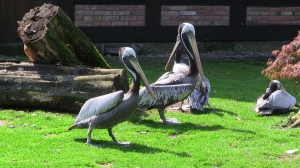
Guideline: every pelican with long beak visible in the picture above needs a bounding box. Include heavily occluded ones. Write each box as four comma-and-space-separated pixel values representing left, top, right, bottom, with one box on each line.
69, 47, 156, 146
138, 23, 206, 124
165, 38, 211, 111
253, 80, 299, 114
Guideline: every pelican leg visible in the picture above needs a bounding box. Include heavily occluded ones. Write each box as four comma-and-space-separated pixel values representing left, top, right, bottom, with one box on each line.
108, 128, 130, 146
85, 126, 102, 148
169, 100, 190, 112
158, 108, 167, 123
158, 108, 181, 124
86, 127, 93, 144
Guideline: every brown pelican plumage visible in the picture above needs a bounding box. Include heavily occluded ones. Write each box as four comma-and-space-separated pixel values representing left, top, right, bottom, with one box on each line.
68, 47, 155, 146
166, 41, 211, 111
253, 80, 298, 114
138, 23, 206, 124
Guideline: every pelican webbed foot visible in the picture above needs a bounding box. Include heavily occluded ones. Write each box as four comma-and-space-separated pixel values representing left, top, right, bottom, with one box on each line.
159, 118, 181, 124
108, 128, 131, 146
85, 142, 102, 148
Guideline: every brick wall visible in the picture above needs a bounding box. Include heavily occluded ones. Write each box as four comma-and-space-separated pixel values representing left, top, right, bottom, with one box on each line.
161, 6, 230, 26
247, 7, 300, 25
75, 5, 145, 26
74, 5, 300, 27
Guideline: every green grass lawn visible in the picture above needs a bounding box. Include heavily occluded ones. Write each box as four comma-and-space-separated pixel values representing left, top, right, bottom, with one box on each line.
1, 57, 300, 167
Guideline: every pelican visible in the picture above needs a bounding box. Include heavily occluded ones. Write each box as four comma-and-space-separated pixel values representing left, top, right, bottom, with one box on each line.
138, 23, 206, 124
253, 80, 299, 114
68, 47, 155, 146
166, 40, 211, 111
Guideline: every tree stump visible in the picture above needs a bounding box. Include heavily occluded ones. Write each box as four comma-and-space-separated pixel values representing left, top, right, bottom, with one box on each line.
0, 61, 129, 113
17, 3, 110, 68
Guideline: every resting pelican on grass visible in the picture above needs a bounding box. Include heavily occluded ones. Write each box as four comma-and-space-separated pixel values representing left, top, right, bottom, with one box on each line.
253, 80, 299, 114
138, 23, 206, 124
68, 47, 156, 146
166, 40, 211, 111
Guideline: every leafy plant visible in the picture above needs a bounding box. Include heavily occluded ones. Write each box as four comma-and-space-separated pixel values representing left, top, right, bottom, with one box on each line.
262, 31, 300, 83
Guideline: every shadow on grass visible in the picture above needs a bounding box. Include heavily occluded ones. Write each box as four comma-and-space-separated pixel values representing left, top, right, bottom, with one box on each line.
254, 108, 299, 117
191, 107, 238, 117
74, 138, 191, 157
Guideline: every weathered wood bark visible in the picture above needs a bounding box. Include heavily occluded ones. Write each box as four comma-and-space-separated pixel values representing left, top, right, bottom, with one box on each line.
17, 3, 110, 68
286, 110, 300, 128
0, 62, 128, 113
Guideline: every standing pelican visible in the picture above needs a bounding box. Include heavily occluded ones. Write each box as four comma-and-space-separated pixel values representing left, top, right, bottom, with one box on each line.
138, 23, 206, 124
166, 41, 211, 111
253, 80, 298, 114
68, 47, 155, 146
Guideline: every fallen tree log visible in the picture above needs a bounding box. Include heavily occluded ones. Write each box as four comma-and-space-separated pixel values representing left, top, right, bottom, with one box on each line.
0, 62, 128, 113
17, 3, 110, 68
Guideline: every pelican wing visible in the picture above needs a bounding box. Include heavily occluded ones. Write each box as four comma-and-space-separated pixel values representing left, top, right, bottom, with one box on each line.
75, 91, 124, 123
138, 83, 194, 109
154, 72, 187, 85
254, 90, 296, 114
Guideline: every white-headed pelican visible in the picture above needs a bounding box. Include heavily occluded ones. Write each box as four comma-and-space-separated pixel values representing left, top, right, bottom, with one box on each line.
138, 23, 206, 124
68, 47, 156, 146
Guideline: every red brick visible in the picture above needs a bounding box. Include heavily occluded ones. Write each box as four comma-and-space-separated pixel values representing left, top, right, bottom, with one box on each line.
204, 16, 222, 21
95, 6, 104, 10
247, 11, 261, 16
281, 11, 293, 16
102, 16, 119, 21
171, 16, 203, 21
85, 5, 97, 10
220, 6, 230, 10
112, 21, 129, 26
130, 11, 145, 16
113, 11, 130, 16
94, 11, 112, 16
102, 5, 120, 11
94, 21, 111, 26
179, 11, 196, 16
161, 11, 178, 16
119, 5, 136, 10
120, 16, 137, 21
213, 11, 229, 16
170, 6, 187, 10
196, 11, 213, 16
84, 16, 101, 21
75, 11, 94, 16
187, 6, 203, 10
260, 11, 277, 16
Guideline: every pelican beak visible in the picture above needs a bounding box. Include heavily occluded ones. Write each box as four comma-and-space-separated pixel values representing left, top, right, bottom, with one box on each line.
128, 57, 156, 101
281, 86, 287, 92
182, 31, 206, 88
165, 39, 181, 71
